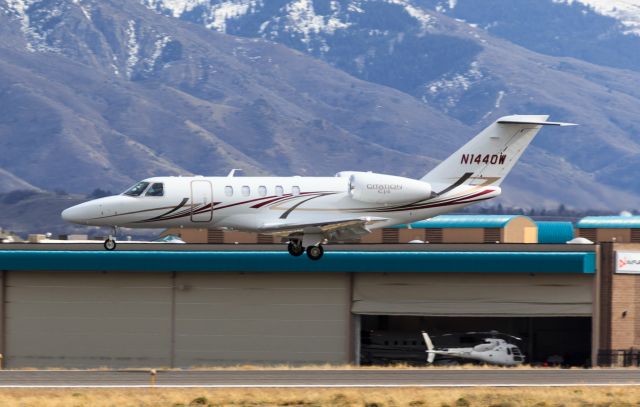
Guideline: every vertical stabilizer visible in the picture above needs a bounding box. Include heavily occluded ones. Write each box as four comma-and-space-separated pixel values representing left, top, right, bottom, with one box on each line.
421, 115, 575, 190
422, 331, 436, 364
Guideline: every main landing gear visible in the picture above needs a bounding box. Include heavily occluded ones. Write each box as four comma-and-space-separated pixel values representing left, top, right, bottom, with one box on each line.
287, 240, 304, 257
287, 239, 325, 260
104, 226, 118, 251
306, 245, 324, 261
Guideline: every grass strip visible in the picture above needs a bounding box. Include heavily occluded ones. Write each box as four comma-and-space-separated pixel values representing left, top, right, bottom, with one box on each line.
1, 386, 639, 406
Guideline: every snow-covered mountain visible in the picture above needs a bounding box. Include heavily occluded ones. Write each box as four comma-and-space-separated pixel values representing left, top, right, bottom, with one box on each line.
567, 0, 640, 35
0, 0, 639, 210
0, 0, 468, 192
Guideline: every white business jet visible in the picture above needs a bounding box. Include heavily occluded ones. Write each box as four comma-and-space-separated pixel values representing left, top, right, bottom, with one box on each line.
62, 115, 574, 259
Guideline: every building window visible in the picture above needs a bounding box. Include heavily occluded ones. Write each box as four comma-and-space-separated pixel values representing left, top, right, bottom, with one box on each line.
224, 186, 233, 196
258, 185, 267, 197
241, 186, 250, 196
292, 186, 300, 196
275, 185, 284, 196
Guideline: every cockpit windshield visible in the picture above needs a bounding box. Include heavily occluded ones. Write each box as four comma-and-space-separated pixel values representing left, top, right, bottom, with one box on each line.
145, 183, 164, 197
123, 181, 150, 197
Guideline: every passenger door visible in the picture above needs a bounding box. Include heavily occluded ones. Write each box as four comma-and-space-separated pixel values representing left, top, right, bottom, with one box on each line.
190, 180, 213, 223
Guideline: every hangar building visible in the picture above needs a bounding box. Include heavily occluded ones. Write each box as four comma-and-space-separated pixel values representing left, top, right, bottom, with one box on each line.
0, 245, 594, 368
0, 215, 639, 369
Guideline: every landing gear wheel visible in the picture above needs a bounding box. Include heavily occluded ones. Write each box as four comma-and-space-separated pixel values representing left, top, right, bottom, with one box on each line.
306, 245, 324, 261
104, 238, 117, 251
287, 241, 304, 257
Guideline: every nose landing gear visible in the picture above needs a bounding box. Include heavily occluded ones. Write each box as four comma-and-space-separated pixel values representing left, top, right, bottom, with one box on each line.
103, 226, 118, 251
104, 238, 117, 251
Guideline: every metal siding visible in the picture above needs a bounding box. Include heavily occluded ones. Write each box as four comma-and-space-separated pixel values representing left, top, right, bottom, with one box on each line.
352, 273, 593, 316
5, 272, 172, 368
395, 215, 534, 229
577, 216, 640, 229
537, 222, 574, 244
173, 273, 350, 366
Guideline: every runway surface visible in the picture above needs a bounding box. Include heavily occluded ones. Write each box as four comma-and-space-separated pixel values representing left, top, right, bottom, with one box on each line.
1, 369, 640, 388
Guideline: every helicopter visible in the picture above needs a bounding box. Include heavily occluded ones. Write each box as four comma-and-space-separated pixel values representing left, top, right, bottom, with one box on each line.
422, 330, 525, 366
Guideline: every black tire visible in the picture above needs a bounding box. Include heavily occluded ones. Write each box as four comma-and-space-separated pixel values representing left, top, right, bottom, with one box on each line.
287, 241, 304, 257
306, 245, 324, 260
104, 239, 117, 251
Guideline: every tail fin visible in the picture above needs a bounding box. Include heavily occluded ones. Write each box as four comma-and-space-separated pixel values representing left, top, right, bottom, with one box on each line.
422, 331, 436, 364
422, 115, 575, 189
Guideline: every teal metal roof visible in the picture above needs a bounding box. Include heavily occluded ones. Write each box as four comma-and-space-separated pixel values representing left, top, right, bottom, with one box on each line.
537, 222, 574, 244
577, 216, 640, 229
393, 215, 534, 229
0, 250, 595, 274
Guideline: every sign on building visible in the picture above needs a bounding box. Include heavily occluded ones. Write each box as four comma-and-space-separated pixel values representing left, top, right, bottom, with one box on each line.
616, 252, 640, 274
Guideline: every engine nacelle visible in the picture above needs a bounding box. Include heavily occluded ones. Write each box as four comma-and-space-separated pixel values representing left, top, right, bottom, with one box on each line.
344, 172, 432, 205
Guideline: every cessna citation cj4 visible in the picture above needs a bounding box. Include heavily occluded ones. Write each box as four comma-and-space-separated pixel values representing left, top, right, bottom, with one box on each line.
62, 115, 574, 260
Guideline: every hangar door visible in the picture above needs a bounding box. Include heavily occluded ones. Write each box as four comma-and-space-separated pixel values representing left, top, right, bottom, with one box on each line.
352, 273, 592, 316
4, 272, 351, 368
5, 272, 173, 368
173, 272, 350, 366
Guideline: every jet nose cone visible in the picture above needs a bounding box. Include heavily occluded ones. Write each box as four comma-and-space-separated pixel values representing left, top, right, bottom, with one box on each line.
61, 203, 93, 224
61, 206, 81, 224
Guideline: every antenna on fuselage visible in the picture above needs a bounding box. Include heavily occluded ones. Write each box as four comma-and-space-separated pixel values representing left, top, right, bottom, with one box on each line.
227, 169, 243, 177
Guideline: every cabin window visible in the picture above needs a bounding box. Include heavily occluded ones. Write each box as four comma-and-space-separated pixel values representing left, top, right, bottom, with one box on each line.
241, 186, 250, 196
123, 181, 149, 197
292, 186, 300, 196
506, 348, 512, 355
225, 186, 233, 197
275, 185, 284, 196
145, 183, 164, 197
258, 185, 267, 197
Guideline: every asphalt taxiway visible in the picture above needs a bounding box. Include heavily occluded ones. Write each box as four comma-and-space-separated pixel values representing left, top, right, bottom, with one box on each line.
0, 369, 639, 388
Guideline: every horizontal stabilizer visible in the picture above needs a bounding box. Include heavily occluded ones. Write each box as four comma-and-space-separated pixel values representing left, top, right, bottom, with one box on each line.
497, 118, 577, 126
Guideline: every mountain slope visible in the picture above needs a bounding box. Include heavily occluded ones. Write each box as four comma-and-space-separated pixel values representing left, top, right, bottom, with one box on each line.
0, 0, 467, 194
0, 0, 638, 209
138, 0, 640, 207
422, 0, 640, 72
